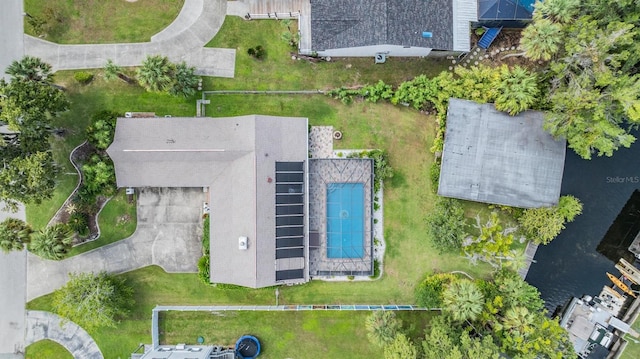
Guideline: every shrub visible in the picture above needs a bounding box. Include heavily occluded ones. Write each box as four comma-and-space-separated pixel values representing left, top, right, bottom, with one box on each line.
68, 212, 89, 236
415, 272, 457, 308
247, 45, 266, 60
369, 259, 380, 279
86, 110, 119, 150
429, 161, 441, 193
425, 197, 467, 252
74, 71, 94, 84
202, 217, 210, 255
198, 255, 210, 284
81, 154, 116, 197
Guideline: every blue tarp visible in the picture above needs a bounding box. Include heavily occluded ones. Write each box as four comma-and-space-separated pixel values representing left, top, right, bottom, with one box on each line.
479, 0, 536, 20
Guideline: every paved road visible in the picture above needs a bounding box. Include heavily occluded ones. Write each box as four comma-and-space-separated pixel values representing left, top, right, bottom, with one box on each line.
0, 203, 26, 358
27, 188, 206, 301
0, 0, 24, 80
24, 0, 235, 77
25, 311, 103, 359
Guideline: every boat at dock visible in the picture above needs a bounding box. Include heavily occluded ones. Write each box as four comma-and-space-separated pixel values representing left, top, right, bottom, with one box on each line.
606, 272, 637, 298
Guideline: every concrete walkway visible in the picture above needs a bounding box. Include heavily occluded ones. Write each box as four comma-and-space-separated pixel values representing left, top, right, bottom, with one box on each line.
25, 311, 103, 359
27, 188, 206, 301
24, 0, 235, 77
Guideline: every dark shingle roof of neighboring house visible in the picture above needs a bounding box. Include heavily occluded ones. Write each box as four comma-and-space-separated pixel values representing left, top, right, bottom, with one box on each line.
310, 0, 473, 51
107, 115, 309, 288
438, 99, 566, 208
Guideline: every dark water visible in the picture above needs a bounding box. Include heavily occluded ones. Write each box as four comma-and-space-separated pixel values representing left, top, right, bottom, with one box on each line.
525, 129, 640, 311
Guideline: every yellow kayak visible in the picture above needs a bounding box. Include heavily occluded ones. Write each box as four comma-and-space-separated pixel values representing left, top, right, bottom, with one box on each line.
607, 272, 637, 298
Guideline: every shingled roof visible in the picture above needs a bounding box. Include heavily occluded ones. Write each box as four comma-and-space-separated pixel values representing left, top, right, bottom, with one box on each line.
438, 99, 566, 208
310, 0, 474, 52
107, 115, 309, 288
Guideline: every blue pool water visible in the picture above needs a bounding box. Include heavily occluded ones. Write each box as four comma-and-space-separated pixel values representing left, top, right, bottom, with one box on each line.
326, 183, 365, 258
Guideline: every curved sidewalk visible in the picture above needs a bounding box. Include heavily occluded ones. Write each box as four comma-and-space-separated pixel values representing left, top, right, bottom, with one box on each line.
24, 0, 235, 77
27, 188, 206, 301
25, 310, 103, 359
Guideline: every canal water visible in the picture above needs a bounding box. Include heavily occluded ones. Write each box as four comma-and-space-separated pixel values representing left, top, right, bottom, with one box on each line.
525, 129, 640, 312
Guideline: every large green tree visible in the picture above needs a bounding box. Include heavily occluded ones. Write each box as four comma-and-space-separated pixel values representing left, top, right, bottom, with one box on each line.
383, 334, 418, 359
52, 272, 134, 331
425, 197, 467, 252
0, 151, 58, 209
519, 195, 583, 244
0, 218, 32, 252
521, 1, 640, 159
423, 317, 502, 359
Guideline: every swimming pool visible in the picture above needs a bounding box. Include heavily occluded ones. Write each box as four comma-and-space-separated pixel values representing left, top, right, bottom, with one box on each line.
326, 183, 365, 258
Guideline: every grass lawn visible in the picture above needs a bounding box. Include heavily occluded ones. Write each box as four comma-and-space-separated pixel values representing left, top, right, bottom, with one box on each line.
206, 16, 450, 90
27, 265, 435, 359
68, 188, 137, 256
25, 339, 72, 359
620, 314, 640, 359
160, 310, 434, 359
24, 0, 184, 44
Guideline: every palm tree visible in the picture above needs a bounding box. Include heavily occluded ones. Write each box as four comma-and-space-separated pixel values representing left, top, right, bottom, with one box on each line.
520, 19, 564, 61
442, 280, 485, 322
28, 224, 73, 260
169, 62, 199, 97
0, 218, 33, 252
5, 56, 54, 83
365, 311, 401, 347
533, 0, 580, 24
136, 55, 175, 93
500, 306, 535, 335
104, 59, 133, 84
495, 66, 540, 116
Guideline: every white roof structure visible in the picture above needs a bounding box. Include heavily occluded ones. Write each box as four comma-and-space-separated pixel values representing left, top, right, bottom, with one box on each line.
107, 115, 309, 288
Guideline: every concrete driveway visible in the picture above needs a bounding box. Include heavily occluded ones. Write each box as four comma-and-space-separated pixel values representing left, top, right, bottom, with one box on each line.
27, 187, 206, 301
24, 0, 235, 77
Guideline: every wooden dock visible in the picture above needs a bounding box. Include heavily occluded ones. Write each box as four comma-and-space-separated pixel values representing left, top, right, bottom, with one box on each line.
616, 258, 640, 285
518, 241, 539, 279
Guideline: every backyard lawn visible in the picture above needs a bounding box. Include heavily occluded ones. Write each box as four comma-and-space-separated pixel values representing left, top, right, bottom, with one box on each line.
23, 0, 184, 44
160, 310, 434, 359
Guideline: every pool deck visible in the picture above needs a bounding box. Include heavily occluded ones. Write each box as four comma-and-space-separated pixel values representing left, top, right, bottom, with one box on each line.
308, 159, 374, 276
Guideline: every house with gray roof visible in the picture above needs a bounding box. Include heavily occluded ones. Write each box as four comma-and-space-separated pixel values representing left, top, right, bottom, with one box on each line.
306, 0, 477, 57
107, 115, 309, 288
438, 98, 566, 208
